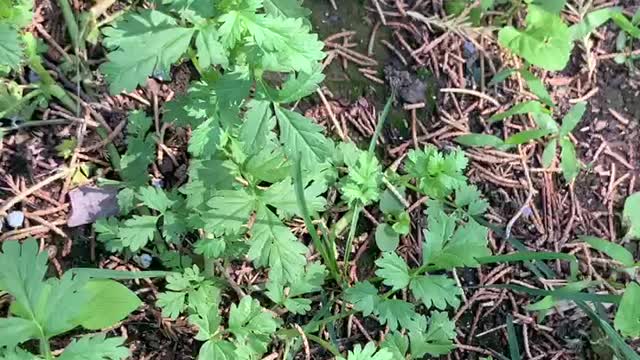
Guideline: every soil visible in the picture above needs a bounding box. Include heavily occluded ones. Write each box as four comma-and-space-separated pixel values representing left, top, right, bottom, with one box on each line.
2, 0, 640, 359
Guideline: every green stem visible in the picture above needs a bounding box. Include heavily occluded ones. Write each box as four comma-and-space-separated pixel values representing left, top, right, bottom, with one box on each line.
368, 91, 395, 154
306, 333, 341, 357
39, 335, 52, 360
342, 205, 361, 274
57, 0, 83, 52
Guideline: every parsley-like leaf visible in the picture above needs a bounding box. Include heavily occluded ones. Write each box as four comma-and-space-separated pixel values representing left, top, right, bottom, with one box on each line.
376, 299, 418, 331
409, 312, 456, 357
118, 215, 159, 251
204, 190, 256, 235
341, 151, 382, 206
344, 281, 381, 317
375, 252, 410, 291
405, 146, 468, 199
137, 186, 174, 213
409, 275, 462, 310
340, 342, 393, 360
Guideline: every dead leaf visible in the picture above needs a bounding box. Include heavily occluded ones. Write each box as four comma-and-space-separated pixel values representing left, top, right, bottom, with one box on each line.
67, 186, 119, 227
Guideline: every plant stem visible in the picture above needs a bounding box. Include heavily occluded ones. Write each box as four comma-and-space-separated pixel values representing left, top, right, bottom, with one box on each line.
306, 333, 341, 357
57, 0, 83, 52
342, 205, 361, 274
368, 91, 395, 154
39, 335, 52, 360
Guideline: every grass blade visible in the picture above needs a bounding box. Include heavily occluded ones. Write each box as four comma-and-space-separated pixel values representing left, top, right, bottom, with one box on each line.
369, 92, 394, 154
506, 315, 521, 360
70, 268, 172, 279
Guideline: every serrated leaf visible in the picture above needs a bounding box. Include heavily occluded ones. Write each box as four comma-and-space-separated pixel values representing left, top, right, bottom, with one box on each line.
195, 23, 228, 69
58, 334, 129, 360
229, 296, 278, 337
614, 282, 640, 338
560, 137, 580, 183
560, 102, 587, 136
204, 190, 256, 235
74, 280, 141, 330
198, 340, 236, 360
249, 205, 307, 283
375, 252, 410, 290
375, 224, 400, 252
342, 342, 393, 360
275, 65, 324, 103
344, 281, 380, 316
410, 275, 462, 310
623, 192, 640, 240
156, 291, 186, 319
119, 215, 159, 251
263, 0, 311, 19
341, 151, 382, 206
137, 186, 174, 213
274, 106, 333, 169
377, 299, 417, 331
380, 332, 409, 359
0, 24, 22, 70
100, 10, 195, 93
244, 141, 291, 183
95, 217, 124, 252
405, 146, 468, 199
240, 100, 274, 153
454, 184, 489, 216
260, 177, 326, 219
410, 312, 456, 357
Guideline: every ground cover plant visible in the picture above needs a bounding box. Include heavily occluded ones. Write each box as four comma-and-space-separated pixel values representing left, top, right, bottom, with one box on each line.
1, 0, 640, 359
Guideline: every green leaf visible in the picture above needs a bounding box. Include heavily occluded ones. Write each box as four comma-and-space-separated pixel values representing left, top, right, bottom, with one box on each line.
532, 111, 559, 133
260, 178, 326, 219
0, 24, 22, 70
263, 0, 311, 19
623, 192, 640, 240
375, 224, 400, 252
581, 236, 634, 268
498, 5, 571, 71
454, 184, 489, 216
156, 291, 186, 319
455, 133, 505, 148
0, 317, 39, 347
542, 138, 557, 168
559, 102, 587, 136
95, 218, 124, 252
0, 347, 40, 360
120, 111, 154, 186
570, 7, 617, 40
137, 186, 174, 213
198, 340, 236, 360
520, 68, 554, 106
488, 67, 517, 86
423, 209, 490, 269
274, 65, 324, 103
341, 151, 382, 206
344, 281, 380, 316
249, 205, 308, 283
195, 23, 228, 69
118, 215, 159, 251
375, 252, 410, 290
100, 10, 195, 93
379, 188, 405, 215
489, 100, 545, 123
410, 275, 462, 310
117, 188, 135, 214
531, 0, 566, 13
239, 100, 274, 153
409, 312, 456, 357
380, 332, 409, 359
228, 296, 278, 337
614, 282, 640, 338
342, 342, 393, 360
74, 280, 141, 330
376, 299, 417, 331
612, 11, 640, 39
204, 190, 256, 235
58, 334, 129, 360
405, 146, 468, 199
505, 128, 552, 145
560, 137, 580, 183
274, 106, 333, 170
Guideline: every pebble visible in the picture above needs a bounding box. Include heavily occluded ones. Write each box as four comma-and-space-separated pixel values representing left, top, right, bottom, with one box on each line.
134, 254, 153, 269
6, 211, 25, 228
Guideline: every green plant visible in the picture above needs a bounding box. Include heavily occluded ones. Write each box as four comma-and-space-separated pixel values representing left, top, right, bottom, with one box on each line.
456, 101, 586, 183
0, 239, 140, 359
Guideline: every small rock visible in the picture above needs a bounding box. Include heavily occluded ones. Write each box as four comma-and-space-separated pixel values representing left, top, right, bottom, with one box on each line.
134, 254, 153, 269
7, 211, 25, 228
67, 186, 119, 227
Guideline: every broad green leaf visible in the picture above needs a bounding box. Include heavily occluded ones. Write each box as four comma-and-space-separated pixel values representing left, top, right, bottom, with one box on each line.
100, 10, 195, 93
380, 332, 409, 359
614, 282, 640, 337
542, 139, 557, 168
195, 24, 228, 69
376, 299, 417, 330
410, 275, 462, 310
570, 7, 617, 40
260, 178, 326, 219
520, 68, 554, 106
375, 224, 400, 252
204, 190, 256, 235
560, 137, 580, 183
560, 102, 587, 136
0, 317, 38, 347
274, 65, 324, 103
409, 312, 456, 357
344, 281, 380, 316
137, 186, 174, 213
341, 342, 394, 360
58, 334, 129, 360
249, 205, 308, 283
531, 0, 566, 14
581, 236, 634, 268
239, 100, 274, 153
274, 106, 333, 170
489, 101, 544, 123
505, 128, 552, 145
532, 112, 559, 133
612, 11, 640, 39
379, 188, 405, 215
0, 24, 22, 70
375, 252, 410, 290
0, 347, 40, 360
263, 0, 311, 19
198, 340, 236, 360
74, 280, 141, 330
623, 192, 640, 240
118, 215, 159, 251
455, 133, 505, 148
244, 141, 291, 183
498, 5, 571, 71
